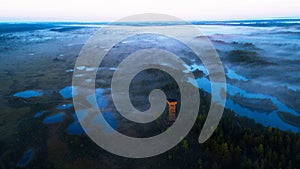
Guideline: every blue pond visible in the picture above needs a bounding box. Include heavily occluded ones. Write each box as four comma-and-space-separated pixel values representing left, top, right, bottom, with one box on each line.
184, 63, 209, 76
59, 86, 78, 99
56, 103, 73, 110
86, 88, 108, 109
189, 77, 300, 132
72, 110, 88, 121
67, 121, 85, 135
67, 110, 118, 134
13, 90, 42, 99
226, 67, 248, 81
85, 89, 117, 133
33, 111, 46, 118
16, 148, 34, 167
93, 112, 118, 133
85, 78, 92, 83
42, 113, 64, 124
66, 110, 88, 135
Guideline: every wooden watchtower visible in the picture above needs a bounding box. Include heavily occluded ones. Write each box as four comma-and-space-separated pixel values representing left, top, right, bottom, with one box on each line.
167, 99, 177, 121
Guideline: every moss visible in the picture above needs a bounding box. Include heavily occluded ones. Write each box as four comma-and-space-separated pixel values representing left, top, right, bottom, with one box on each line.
227, 50, 272, 65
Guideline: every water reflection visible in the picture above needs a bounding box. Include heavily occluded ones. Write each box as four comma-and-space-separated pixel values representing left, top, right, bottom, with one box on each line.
189, 77, 300, 132
42, 113, 64, 124
93, 112, 118, 133
66, 110, 87, 135
56, 103, 73, 110
13, 90, 42, 99
225, 66, 248, 81
59, 86, 78, 99
33, 110, 46, 118
86, 88, 108, 109
16, 148, 34, 168
67, 121, 85, 135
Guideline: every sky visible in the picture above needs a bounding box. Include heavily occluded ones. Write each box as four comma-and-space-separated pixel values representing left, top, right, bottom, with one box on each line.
0, 0, 299, 21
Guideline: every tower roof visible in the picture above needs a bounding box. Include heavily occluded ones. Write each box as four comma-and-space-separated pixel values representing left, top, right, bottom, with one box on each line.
167, 98, 177, 102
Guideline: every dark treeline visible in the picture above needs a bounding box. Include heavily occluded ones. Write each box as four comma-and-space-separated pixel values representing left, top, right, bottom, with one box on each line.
196, 111, 300, 169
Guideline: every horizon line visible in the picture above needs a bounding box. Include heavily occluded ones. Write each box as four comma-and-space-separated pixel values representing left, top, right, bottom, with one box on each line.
0, 16, 300, 23
0, 17, 300, 24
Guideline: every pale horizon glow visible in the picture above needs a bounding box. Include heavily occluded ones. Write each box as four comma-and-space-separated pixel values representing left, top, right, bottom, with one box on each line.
0, 0, 299, 22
